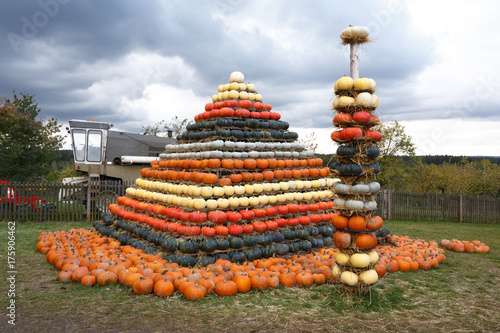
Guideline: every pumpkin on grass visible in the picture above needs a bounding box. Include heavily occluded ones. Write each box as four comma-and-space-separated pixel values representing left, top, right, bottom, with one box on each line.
215, 280, 238, 296
81, 274, 96, 287
97, 271, 117, 286
154, 279, 175, 297
184, 284, 207, 301
133, 277, 155, 294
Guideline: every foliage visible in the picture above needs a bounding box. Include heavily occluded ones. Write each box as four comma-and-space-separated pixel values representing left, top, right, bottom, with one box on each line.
45, 167, 82, 183
373, 121, 417, 189
402, 158, 500, 196
0, 92, 64, 181
375, 121, 416, 157
142, 116, 193, 137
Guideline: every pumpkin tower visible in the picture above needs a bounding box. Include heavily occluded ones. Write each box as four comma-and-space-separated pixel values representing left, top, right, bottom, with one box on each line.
329, 25, 384, 294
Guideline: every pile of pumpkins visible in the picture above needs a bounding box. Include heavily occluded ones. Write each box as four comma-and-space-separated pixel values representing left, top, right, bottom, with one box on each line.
440, 239, 490, 253
100, 71, 341, 266
329, 74, 385, 294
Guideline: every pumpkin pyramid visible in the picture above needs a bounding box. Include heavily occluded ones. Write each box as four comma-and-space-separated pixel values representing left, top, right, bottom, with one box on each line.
328, 25, 384, 294
99, 71, 339, 267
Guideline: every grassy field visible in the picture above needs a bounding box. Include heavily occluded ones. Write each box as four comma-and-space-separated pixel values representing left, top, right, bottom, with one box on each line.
0, 220, 499, 333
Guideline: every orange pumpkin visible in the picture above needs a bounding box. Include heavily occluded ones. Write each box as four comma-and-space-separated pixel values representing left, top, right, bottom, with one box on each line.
183, 284, 207, 301
355, 233, 377, 249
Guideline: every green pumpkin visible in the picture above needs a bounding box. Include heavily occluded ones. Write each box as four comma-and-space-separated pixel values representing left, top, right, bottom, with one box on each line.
295, 229, 310, 240
283, 230, 296, 240
300, 240, 312, 252
229, 237, 244, 249
231, 129, 244, 138
178, 240, 199, 254
271, 130, 283, 139
336, 145, 357, 156
199, 239, 217, 253
246, 118, 260, 129
311, 238, 324, 248
243, 236, 258, 247
276, 243, 289, 255
198, 256, 215, 267
338, 164, 363, 176
362, 146, 380, 159
259, 121, 270, 129
251, 130, 263, 139
216, 239, 230, 250
229, 251, 245, 263
280, 121, 290, 130
272, 233, 285, 243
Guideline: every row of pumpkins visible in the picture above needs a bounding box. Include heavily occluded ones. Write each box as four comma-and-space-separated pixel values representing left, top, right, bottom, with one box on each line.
101, 72, 347, 266
329, 74, 384, 293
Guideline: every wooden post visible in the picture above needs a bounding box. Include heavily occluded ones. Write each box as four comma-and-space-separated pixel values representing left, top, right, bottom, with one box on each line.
387, 190, 392, 220
350, 42, 359, 80
458, 195, 463, 222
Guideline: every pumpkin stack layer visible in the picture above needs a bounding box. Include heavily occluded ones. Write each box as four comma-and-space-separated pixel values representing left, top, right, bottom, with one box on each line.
99, 71, 340, 267
329, 75, 384, 294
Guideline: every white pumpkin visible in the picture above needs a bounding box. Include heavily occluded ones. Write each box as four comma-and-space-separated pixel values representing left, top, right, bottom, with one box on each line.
193, 198, 206, 210
244, 184, 255, 195
340, 271, 359, 286
368, 250, 379, 265
253, 184, 264, 193
229, 71, 244, 83
354, 77, 372, 90
268, 195, 278, 204
359, 269, 378, 285
233, 186, 245, 195
302, 192, 313, 201
217, 198, 229, 209
206, 199, 218, 210
337, 96, 355, 108
371, 94, 379, 108
228, 197, 240, 207
356, 92, 373, 107
256, 195, 268, 205
249, 196, 260, 206
239, 91, 249, 100
368, 182, 381, 193
332, 265, 342, 278
334, 198, 345, 209
350, 253, 371, 268
200, 186, 214, 198
335, 76, 354, 90
228, 90, 239, 99
213, 187, 225, 197
239, 196, 250, 207
334, 183, 350, 194
364, 201, 378, 211
351, 184, 370, 194
345, 200, 364, 210
336, 252, 350, 265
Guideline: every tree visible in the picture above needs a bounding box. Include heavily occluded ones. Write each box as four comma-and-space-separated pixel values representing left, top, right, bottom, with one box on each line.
373, 121, 417, 189
0, 92, 64, 180
298, 131, 319, 153
142, 116, 193, 138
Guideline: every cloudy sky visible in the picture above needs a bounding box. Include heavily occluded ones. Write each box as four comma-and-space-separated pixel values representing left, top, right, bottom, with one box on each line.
1, 0, 499, 156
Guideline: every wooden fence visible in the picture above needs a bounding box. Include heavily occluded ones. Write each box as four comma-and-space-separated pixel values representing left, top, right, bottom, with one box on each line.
376, 191, 500, 224
0, 181, 133, 222
1, 182, 499, 223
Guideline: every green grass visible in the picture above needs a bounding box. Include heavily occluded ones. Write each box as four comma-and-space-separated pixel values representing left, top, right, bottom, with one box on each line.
0, 220, 499, 332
